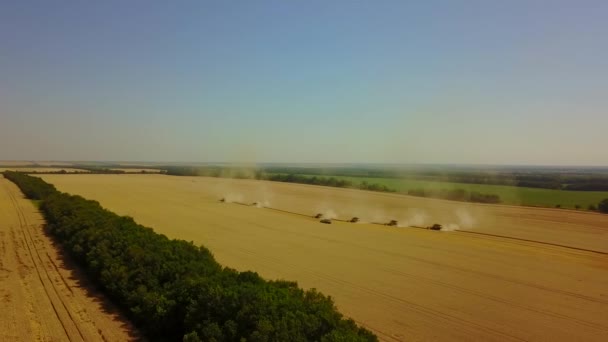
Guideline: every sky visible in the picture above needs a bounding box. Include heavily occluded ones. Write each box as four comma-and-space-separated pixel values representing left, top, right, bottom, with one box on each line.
1, 0, 607, 165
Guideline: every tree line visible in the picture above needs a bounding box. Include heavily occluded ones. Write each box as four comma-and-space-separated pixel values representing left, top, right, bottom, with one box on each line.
265, 174, 353, 188
165, 167, 398, 194
3, 171, 377, 342
5, 168, 126, 175
407, 188, 501, 204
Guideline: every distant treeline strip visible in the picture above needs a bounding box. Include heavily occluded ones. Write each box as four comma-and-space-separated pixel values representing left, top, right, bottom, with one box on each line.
265, 174, 397, 193
407, 189, 501, 204
5, 167, 158, 174
260, 167, 608, 192
1, 169, 96, 174
164, 167, 397, 193
3, 172, 377, 342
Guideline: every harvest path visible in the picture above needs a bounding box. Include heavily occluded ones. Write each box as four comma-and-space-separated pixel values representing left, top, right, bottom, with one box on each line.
0, 176, 136, 341
41, 174, 608, 341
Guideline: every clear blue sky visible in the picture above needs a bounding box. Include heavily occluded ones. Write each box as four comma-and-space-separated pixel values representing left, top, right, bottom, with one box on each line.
1, 0, 607, 165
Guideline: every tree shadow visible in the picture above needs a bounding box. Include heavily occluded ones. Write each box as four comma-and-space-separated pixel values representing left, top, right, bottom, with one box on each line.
41, 224, 145, 342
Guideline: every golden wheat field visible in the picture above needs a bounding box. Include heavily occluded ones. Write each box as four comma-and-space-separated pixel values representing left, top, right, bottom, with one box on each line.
0, 175, 138, 341
39, 174, 608, 341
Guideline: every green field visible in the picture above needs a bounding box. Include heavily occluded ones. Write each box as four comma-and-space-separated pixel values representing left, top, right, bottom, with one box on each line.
301, 174, 608, 210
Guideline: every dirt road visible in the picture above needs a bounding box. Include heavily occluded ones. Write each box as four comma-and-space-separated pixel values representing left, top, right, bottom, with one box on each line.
40, 174, 608, 341
0, 175, 137, 341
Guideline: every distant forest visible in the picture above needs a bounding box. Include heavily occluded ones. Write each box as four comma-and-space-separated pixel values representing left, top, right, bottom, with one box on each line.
407, 188, 501, 204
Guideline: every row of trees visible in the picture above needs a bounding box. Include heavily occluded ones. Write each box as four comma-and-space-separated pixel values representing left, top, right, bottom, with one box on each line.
4, 172, 377, 342
4, 171, 58, 199
407, 188, 501, 204
265, 174, 353, 188
563, 184, 608, 191
358, 181, 397, 193
264, 174, 398, 193
4, 168, 146, 175
165, 167, 398, 194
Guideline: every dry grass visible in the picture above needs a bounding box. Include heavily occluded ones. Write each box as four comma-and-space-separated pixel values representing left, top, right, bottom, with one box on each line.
40, 174, 608, 341
0, 176, 138, 341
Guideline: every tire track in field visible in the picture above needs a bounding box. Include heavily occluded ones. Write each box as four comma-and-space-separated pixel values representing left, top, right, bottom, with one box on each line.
7, 223, 43, 340
455, 229, 608, 256
3, 183, 86, 341
231, 246, 527, 341
380, 267, 608, 332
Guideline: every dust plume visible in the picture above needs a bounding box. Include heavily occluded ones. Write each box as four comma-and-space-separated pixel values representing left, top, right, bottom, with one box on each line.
322, 209, 338, 219
397, 208, 429, 228
254, 200, 271, 208
441, 223, 460, 232
455, 208, 476, 229
223, 193, 244, 203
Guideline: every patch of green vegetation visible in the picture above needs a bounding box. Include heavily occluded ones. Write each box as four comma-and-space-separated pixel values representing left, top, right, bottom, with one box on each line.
301, 175, 608, 210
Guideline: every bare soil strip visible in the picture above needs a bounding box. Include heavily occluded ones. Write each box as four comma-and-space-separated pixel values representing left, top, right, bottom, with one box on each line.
39, 174, 608, 341
0, 175, 138, 341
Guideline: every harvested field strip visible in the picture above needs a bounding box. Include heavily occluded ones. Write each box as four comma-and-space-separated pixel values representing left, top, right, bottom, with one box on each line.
0, 176, 136, 341
3, 181, 85, 341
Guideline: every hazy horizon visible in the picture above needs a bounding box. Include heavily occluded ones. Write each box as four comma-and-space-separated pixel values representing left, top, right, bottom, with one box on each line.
5, 159, 608, 170
2, 1, 607, 166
